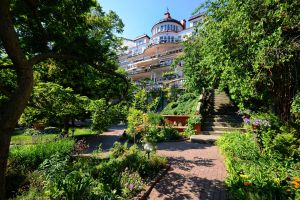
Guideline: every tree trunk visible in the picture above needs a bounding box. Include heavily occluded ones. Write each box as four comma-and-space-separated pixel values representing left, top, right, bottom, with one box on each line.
0, 128, 12, 199
63, 117, 70, 136
0, 1, 34, 199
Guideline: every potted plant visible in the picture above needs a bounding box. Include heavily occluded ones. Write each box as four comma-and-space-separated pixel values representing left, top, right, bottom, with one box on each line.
188, 114, 202, 135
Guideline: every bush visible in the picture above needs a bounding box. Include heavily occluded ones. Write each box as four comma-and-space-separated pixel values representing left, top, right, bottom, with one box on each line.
217, 132, 300, 199
23, 128, 40, 136
147, 113, 164, 126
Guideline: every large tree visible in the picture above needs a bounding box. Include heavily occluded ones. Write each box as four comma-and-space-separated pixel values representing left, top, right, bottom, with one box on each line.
182, 0, 300, 120
0, 0, 127, 198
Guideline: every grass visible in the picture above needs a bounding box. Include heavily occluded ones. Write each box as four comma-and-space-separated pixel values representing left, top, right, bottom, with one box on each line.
11, 127, 96, 145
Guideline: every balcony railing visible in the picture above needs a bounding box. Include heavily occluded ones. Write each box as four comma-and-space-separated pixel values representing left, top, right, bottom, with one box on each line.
126, 62, 172, 76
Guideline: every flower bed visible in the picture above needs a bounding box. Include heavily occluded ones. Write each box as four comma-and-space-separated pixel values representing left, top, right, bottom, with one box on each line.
9, 141, 167, 200
217, 132, 300, 199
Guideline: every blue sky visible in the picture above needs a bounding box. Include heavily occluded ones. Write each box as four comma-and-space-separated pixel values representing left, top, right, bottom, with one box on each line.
98, 0, 205, 39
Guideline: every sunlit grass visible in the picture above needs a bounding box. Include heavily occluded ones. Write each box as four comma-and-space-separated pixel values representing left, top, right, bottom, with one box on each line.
11, 127, 96, 145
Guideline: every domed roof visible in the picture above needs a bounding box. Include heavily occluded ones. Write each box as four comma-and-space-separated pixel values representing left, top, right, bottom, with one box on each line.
151, 10, 183, 31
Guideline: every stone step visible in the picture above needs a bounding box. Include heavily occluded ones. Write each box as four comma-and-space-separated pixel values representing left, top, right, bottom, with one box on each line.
201, 130, 225, 135
209, 111, 238, 115
203, 121, 242, 127
202, 126, 246, 132
190, 135, 219, 143
205, 118, 243, 123
206, 115, 242, 121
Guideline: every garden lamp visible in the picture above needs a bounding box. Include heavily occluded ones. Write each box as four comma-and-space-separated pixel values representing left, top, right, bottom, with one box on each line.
143, 142, 154, 159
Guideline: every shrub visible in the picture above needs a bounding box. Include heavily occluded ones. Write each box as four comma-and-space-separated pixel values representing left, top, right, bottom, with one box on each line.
147, 113, 164, 126
120, 170, 145, 198
9, 139, 75, 171
23, 128, 40, 136
217, 132, 300, 199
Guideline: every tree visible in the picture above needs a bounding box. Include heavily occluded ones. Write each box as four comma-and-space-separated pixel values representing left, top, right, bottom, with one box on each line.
20, 82, 89, 134
182, 0, 300, 120
0, 0, 127, 198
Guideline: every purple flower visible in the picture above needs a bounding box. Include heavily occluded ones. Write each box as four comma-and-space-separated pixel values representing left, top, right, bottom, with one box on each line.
129, 184, 135, 190
243, 117, 250, 124
253, 119, 260, 125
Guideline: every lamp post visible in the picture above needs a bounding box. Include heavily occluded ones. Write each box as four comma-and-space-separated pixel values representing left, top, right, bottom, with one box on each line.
143, 142, 154, 159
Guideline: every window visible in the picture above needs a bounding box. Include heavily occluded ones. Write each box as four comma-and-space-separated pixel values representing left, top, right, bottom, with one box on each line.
175, 26, 178, 32
164, 36, 167, 42
164, 25, 167, 31
161, 25, 164, 31
168, 36, 170, 42
167, 24, 170, 30
171, 36, 174, 42
160, 36, 163, 43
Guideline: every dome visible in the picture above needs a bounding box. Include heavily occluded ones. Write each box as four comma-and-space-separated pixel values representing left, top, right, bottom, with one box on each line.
151, 10, 183, 32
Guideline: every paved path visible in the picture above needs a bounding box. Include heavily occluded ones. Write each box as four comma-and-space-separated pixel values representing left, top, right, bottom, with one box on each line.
149, 141, 227, 200
84, 124, 125, 153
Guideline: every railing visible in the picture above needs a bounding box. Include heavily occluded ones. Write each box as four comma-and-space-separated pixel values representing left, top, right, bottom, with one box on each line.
126, 63, 172, 75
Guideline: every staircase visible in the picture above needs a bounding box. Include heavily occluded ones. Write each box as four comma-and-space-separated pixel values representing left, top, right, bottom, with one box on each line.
191, 90, 245, 143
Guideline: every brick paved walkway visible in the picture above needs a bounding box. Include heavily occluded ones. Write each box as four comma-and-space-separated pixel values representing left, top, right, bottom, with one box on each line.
149, 141, 227, 200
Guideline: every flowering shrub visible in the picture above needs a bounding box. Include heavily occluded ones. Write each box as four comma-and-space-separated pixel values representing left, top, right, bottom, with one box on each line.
217, 132, 300, 199
120, 170, 145, 198
243, 117, 271, 128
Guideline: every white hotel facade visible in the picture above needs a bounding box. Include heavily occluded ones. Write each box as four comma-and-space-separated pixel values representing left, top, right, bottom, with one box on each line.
119, 10, 203, 89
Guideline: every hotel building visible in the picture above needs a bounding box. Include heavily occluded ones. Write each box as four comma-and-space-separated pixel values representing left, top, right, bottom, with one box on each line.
118, 10, 203, 90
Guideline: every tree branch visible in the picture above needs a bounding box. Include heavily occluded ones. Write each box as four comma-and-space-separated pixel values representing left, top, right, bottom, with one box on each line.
28, 53, 77, 66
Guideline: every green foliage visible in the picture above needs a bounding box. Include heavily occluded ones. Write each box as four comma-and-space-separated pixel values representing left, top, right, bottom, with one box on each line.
20, 82, 89, 126
125, 111, 182, 143
87, 99, 124, 132
23, 128, 40, 136
162, 93, 199, 115
291, 91, 300, 127
147, 113, 164, 126
217, 132, 300, 199
126, 107, 144, 137
260, 127, 300, 161
12, 142, 167, 199
132, 88, 159, 112
187, 114, 202, 127
8, 139, 75, 172
183, 0, 300, 120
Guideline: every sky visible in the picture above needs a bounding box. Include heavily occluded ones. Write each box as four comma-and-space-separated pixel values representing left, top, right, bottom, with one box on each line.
98, 0, 205, 39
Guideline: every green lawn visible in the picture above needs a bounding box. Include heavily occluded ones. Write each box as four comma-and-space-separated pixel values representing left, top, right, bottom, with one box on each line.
11, 127, 96, 145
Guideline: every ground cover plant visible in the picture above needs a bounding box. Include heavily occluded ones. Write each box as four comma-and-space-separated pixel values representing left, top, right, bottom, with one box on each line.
217, 131, 300, 199
161, 92, 199, 115
8, 141, 167, 200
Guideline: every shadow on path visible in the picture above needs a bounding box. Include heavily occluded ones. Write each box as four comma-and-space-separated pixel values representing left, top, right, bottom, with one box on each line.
150, 141, 228, 200
84, 124, 126, 153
